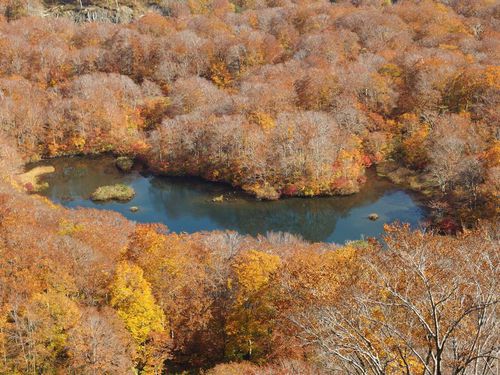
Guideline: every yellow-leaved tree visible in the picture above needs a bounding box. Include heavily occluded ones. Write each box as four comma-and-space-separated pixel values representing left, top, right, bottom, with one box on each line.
0, 290, 80, 374
225, 250, 281, 362
110, 262, 166, 373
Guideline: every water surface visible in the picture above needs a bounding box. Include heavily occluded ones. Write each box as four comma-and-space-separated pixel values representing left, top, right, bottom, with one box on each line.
37, 156, 427, 243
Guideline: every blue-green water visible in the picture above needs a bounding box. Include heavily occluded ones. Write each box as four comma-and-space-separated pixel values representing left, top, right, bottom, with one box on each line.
37, 156, 427, 243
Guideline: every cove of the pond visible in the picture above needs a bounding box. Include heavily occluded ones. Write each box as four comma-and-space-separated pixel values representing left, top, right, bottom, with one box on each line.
35, 156, 428, 244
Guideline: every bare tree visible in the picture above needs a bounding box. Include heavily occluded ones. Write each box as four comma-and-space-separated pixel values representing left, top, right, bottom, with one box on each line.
289, 225, 499, 374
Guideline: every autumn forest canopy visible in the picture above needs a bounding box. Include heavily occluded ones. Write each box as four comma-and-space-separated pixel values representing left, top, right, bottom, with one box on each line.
0, 0, 498, 373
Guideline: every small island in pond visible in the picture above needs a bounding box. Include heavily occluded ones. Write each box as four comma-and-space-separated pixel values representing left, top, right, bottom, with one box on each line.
90, 184, 136, 202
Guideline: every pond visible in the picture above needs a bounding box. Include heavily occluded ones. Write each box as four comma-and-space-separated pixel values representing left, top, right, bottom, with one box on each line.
36, 156, 428, 243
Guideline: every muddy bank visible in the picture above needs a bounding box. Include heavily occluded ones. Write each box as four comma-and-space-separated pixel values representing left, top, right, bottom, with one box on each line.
16, 165, 55, 192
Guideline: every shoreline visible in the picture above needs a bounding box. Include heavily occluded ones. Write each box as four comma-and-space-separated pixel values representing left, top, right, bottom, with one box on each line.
30, 152, 432, 204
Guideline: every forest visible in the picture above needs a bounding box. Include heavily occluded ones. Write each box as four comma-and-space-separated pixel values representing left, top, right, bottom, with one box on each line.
0, 0, 498, 373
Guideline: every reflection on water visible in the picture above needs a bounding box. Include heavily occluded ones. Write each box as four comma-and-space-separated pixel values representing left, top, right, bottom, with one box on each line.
36, 156, 427, 243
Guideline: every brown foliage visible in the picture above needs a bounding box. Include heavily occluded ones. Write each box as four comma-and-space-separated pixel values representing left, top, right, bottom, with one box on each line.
0, 0, 498, 372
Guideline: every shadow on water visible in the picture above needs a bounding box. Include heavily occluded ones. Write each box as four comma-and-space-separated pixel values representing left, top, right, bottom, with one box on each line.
36, 156, 427, 243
